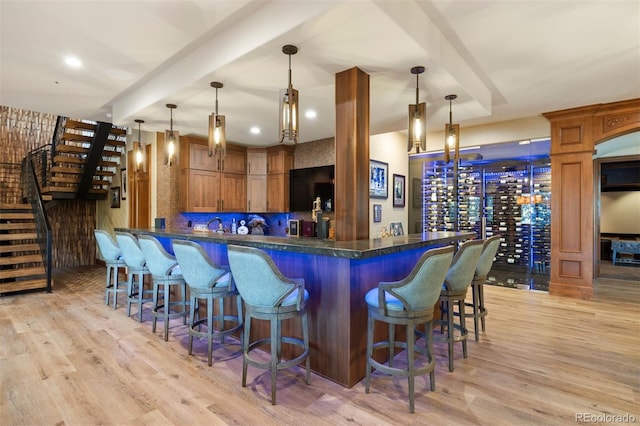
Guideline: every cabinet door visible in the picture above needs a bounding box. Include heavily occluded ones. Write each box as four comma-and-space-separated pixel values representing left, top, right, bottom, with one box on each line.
247, 174, 267, 212
221, 146, 247, 174
247, 149, 267, 175
267, 173, 289, 212
220, 173, 247, 212
181, 169, 220, 212
267, 145, 295, 174
185, 141, 219, 170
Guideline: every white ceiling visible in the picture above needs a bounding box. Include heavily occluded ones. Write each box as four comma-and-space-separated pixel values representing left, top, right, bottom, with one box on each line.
1, 0, 639, 147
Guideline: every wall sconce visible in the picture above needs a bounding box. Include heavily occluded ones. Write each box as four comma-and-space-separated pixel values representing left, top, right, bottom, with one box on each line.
134, 119, 144, 172
165, 103, 179, 166
407, 66, 427, 153
208, 81, 226, 157
279, 44, 299, 144
444, 94, 459, 164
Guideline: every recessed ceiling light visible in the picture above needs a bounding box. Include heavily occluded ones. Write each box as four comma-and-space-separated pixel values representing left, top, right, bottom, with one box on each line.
250, 126, 261, 135
64, 56, 83, 68
305, 110, 317, 119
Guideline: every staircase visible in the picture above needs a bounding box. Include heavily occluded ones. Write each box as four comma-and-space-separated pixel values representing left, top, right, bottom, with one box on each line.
0, 203, 48, 294
37, 117, 126, 200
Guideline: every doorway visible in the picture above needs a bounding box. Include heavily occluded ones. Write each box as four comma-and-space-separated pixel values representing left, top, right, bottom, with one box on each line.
594, 133, 640, 282
127, 144, 151, 228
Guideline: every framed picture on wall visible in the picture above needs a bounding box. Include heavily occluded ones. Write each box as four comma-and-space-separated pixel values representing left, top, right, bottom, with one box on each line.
373, 204, 382, 222
369, 160, 388, 199
393, 174, 405, 207
121, 169, 127, 200
110, 187, 121, 208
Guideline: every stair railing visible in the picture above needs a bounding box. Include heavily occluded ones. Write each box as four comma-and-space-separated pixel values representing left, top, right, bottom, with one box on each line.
21, 157, 52, 293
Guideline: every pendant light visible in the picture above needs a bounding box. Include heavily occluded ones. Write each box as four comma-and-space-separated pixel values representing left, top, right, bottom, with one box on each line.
165, 103, 179, 166
407, 66, 427, 153
134, 119, 144, 172
208, 82, 226, 157
444, 94, 459, 164
279, 44, 299, 144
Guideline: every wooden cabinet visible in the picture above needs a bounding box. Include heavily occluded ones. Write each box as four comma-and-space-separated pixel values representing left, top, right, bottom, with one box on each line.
179, 137, 246, 212
267, 145, 295, 174
180, 169, 220, 212
247, 148, 267, 212
266, 145, 295, 212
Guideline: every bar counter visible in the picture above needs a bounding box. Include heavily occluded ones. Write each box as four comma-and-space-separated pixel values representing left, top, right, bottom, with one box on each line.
119, 227, 475, 387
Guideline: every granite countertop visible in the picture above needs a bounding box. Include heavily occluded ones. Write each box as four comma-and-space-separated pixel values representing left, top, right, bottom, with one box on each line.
118, 227, 475, 260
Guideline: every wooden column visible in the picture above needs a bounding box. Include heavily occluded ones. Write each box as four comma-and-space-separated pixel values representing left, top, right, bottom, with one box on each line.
543, 98, 640, 298
334, 67, 370, 241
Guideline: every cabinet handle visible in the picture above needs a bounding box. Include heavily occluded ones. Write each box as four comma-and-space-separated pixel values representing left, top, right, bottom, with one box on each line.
248, 163, 251, 174
221, 159, 225, 171
217, 158, 221, 171
248, 200, 251, 211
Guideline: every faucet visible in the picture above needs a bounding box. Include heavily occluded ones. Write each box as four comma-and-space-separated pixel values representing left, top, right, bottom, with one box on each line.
206, 217, 224, 233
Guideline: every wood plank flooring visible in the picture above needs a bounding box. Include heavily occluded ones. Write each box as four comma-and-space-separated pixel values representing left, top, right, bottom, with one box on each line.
1, 266, 639, 425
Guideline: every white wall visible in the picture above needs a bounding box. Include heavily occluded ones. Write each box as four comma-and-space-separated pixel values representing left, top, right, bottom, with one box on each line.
601, 191, 640, 234
370, 131, 408, 238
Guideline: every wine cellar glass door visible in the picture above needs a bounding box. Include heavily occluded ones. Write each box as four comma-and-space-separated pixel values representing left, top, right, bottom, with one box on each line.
422, 159, 551, 291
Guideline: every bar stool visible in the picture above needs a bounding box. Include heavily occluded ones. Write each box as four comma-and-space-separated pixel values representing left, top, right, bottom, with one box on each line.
433, 239, 484, 372
138, 235, 189, 341
227, 245, 310, 405
465, 235, 501, 341
364, 246, 454, 413
115, 231, 154, 322
94, 230, 127, 309
172, 240, 242, 367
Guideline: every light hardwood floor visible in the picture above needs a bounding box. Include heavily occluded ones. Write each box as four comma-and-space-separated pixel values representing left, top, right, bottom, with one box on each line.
1, 266, 639, 425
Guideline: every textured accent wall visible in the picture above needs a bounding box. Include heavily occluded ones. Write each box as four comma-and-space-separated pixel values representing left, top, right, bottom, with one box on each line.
294, 137, 335, 169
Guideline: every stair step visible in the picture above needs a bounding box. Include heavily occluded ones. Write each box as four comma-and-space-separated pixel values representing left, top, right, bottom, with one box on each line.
105, 139, 126, 148
0, 266, 46, 280
0, 243, 40, 254
0, 278, 49, 294
0, 204, 31, 211
50, 176, 111, 186
51, 166, 83, 174
61, 133, 93, 144
0, 223, 36, 231
57, 144, 90, 154
0, 213, 34, 220
0, 254, 43, 266
65, 119, 97, 132
0, 232, 37, 241
41, 186, 108, 195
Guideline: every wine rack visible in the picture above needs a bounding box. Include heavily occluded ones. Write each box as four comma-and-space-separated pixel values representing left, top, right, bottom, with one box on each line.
420, 160, 551, 290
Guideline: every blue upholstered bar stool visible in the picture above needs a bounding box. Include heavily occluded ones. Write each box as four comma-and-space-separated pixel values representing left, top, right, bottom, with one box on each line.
433, 239, 484, 372
172, 240, 242, 367
138, 235, 189, 341
94, 230, 127, 309
115, 231, 154, 322
365, 246, 454, 413
466, 235, 501, 341
227, 245, 310, 405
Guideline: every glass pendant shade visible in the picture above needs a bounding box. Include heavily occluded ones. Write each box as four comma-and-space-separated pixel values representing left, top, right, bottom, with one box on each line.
407, 102, 426, 152
407, 66, 427, 153
279, 44, 299, 144
134, 119, 145, 172
164, 104, 179, 166
444, 94, 459, 164
208, 82, 226, 157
